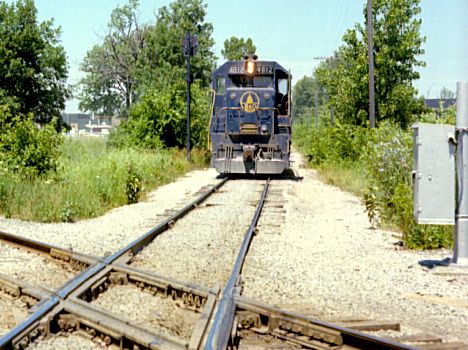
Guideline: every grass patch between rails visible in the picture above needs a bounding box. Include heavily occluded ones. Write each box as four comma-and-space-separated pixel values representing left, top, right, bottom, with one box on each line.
0, 137, 209, 222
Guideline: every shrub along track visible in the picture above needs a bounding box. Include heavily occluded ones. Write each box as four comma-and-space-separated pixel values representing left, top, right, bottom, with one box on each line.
0, 177, 465, 350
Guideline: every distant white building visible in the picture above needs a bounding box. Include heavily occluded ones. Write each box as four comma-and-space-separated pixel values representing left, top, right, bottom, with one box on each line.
85, 122, 113, 136
61, 113, 116, 135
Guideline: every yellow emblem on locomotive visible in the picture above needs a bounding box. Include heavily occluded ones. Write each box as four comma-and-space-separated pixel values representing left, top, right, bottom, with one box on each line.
240, 91, 260, 113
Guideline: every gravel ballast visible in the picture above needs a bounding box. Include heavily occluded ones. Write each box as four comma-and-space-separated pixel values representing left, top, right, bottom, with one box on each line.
0, 155, 466, 343
131, 180, 264, 287
0, 293, 29, 337
92, 284, 199, 340
27, 334, 103, 350
0, 243, 78, 289
241, 151, 468, 342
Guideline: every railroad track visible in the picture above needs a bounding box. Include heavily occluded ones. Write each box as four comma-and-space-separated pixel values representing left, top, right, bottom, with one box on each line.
0, 177, 465, 350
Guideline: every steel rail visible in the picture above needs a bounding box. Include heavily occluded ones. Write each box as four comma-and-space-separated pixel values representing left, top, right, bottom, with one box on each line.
205, 179, 270, 350
0, 230, 99, 267
205, 177, 418, 350
235, 295, 419, 350
0, 177, 228, 349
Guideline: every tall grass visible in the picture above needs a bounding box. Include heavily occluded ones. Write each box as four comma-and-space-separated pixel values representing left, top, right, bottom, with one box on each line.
316, 161, 369, 197
0, 137, 208, 222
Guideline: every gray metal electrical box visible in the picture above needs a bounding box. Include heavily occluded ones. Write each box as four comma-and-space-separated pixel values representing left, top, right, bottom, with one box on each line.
412, 123, 455, 225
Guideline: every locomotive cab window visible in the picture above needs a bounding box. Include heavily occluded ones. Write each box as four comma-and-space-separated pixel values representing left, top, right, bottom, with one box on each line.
276, 76, 289, 115
278, 79, 288, 96
230, 75, 273, 88
253, 76, 273, 88
216, 76, 226, 95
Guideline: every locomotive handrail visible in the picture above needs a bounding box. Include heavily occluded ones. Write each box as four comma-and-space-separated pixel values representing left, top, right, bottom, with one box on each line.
208, 89, 216, 150
217, 107, 241, 136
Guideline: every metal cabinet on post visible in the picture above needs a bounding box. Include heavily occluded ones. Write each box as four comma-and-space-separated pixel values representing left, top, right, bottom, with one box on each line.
412, 123, 455, 225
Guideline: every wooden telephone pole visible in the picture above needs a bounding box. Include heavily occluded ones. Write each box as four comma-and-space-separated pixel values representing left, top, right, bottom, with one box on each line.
367, 0, 376, 128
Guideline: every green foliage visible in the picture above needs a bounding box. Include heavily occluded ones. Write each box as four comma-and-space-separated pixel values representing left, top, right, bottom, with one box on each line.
125, 162, 142, 204
79, 0, 216, 153
79, 0, 214, 115
291, 75, 326, 121
416, 102, 456, 125
145, 0, 216, 88
78, 0, 148, 117
364, 187, 379, 228
363, 121, 413, 199
294, 120, 452, 249
315, 0, 425, 128
0, 138, 207, 222
221, 36, 256, 61
0, 107, 63, 178
60, 200, 75, 223
78, 44, 126, 116
0, 0, 69, 125
110, 82, 210, 149
294, 121, 369, 165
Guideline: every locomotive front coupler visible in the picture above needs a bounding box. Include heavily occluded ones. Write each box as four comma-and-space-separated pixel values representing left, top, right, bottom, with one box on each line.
242, 145, 257, 162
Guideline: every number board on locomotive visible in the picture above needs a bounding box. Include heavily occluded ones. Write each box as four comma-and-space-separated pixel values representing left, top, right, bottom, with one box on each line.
209, 55, 292, 174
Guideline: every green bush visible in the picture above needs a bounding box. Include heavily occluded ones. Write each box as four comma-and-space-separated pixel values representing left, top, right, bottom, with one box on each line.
362, 121, 413, 211
109, 81, 210, 150
125, 162, 142, 204
294, 121, 369, 165
0, 108, 63, 178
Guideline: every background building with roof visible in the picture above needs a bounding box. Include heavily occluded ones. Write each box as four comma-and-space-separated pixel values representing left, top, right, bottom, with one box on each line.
61, 113, 117, 135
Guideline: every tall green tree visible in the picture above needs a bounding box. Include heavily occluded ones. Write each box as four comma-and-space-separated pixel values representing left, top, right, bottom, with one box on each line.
79, 0, 215, 117
0, 0, 69, 124
221, 36, 256, 61
108, 0, 216, 149
316, 0, 425, 127
79, 0, 148, 117
143, 0, 216, 88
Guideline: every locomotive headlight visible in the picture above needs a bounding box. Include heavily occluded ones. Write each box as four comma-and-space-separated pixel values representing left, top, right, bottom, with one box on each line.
246, 61, 255, 75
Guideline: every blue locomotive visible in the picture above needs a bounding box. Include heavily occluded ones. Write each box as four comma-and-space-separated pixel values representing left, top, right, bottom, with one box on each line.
209, 55, 291, 174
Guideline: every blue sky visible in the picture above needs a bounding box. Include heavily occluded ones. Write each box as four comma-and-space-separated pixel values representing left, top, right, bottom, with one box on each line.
29, 0, 468, 112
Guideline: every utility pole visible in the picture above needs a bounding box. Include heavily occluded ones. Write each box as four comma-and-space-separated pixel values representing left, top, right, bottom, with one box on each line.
315, 91, 319, 128
182, 32, 198, 161
367, 0, 376, 128
455, 81, 468, 265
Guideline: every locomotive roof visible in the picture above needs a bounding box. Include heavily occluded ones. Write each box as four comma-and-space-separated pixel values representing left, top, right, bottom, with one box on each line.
213, 60, 289, 76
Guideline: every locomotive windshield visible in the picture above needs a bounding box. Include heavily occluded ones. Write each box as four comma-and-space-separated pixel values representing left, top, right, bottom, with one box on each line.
230, 75, 273, 88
